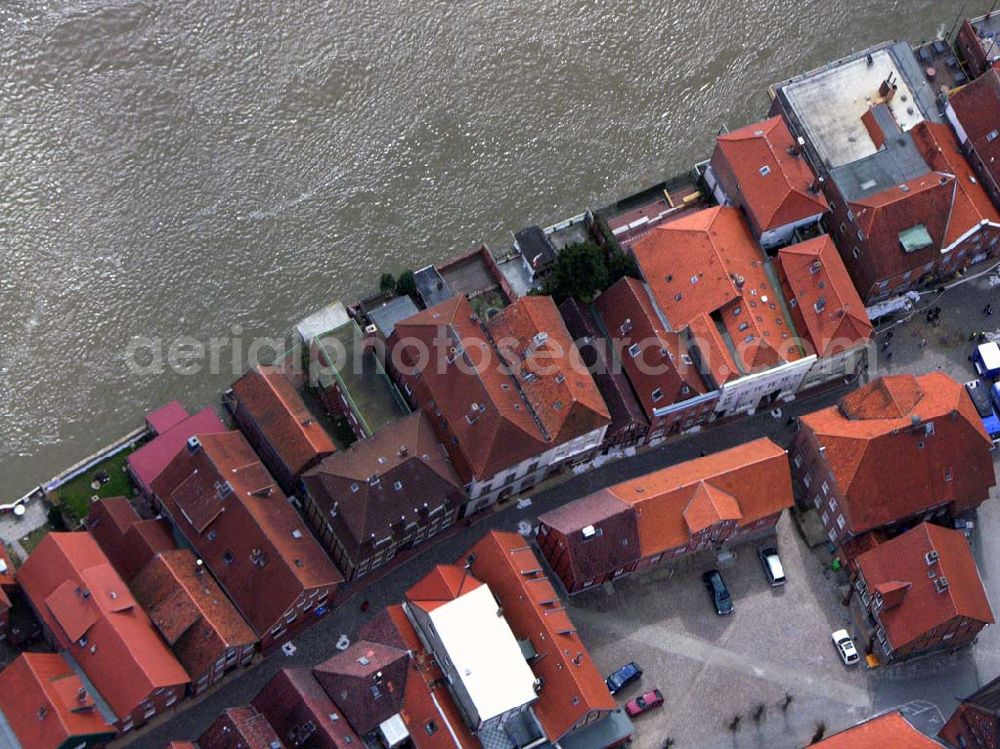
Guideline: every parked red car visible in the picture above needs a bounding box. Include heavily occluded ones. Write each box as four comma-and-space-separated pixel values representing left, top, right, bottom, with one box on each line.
625, 689, 664, 717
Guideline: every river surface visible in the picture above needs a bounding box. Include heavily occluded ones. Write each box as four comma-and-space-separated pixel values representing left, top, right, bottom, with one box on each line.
0, 0, 973, 496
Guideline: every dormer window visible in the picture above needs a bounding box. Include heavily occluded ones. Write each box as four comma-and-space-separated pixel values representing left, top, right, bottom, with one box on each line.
759, 165, 771, 176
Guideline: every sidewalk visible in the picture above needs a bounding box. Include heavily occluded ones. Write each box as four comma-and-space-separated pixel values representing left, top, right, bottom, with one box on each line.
0, 498, 48, 561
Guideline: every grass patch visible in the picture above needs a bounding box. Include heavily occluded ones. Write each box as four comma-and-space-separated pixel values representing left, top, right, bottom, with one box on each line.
18, 525, 51, 557
49, 447, 139, 526
470, 289, 509, 321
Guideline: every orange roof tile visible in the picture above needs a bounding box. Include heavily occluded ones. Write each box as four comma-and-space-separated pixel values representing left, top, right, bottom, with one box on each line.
811, 711, 944, 748
467, 532, 616, 742
231, 365, 336, 477
18, 533, 190, 721
0, 653, 117, 749
799, 373, 995, 534
857, 523, 993, 650
132, 549, 257, 682
607, 438, 792, 556
405, 564, 482, 613
711, 116, 828, 233
631, 207, 801, 379
777, 235, 873, 357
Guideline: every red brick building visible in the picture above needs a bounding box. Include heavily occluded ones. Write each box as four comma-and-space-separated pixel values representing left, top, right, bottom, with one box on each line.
18, 533, 190, 734
197, 706, 283, 749
831, 120, 1000, 302
85, 496, 176, 582
940, 674, 1000, 748
151, 430, 343, 651
775, 235, 873, 358
707, 115, 828, 249
537, 438, 793, 593
132, 550, 258, 694
558, 298, 650, 449
955, 12, 1000, 79
390, 295, 610, 514
811, 710, 944, 747
853, 523, 993, 663
251, 667, 363, 749
947, 67, 1000, 210
301, 412, 466, 580
594, 277, 716, 439
792, 373, 996, 546
227, 365, 337, 494
0, 652, 118, 749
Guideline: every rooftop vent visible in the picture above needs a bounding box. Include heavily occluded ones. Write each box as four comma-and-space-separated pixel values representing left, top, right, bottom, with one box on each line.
581, 525, 596, 539
925, 550, 940, 565
934, 576, 950, 593
398, 444, 408, 457
187, 436, 201, 452
814, 297, 827, 314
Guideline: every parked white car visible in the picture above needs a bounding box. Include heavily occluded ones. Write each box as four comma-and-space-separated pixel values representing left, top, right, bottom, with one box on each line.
832, 629, 860, 665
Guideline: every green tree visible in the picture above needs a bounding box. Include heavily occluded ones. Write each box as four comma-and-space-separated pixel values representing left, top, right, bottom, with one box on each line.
607, 248, 640, 285
395, 269, 417, 297
543, 241, 609, 303
379, 273, 396, 293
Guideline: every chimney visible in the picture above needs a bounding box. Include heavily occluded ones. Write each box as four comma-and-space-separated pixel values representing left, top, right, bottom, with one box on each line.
77, 687, 88, 703
398, 444, 408, 457
195, 559, 205, 576
809, 176, 824, 193
370, 473, 381, 486
187, 436, 201, 453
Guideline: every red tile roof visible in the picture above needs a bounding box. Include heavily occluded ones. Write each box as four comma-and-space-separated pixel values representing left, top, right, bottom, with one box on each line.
128, 407, 227, 492
777, 235, 873, 357
252, 667, 362, 749
405, 564, 482, 614
594, 278, 707, 416
18, 532, 189, 721
847, 121, 1000, 286
466, 531, 616, 742
631, 207, 802, 381
231, 365, 336, 477
799, 373, 995, 535
86, 496, 176, 582
856, 522, 994, 651
949, 67, 1000, 191
912, 121, 1000, 246
0, 652, 117, 749
132, 549, 257, 681
711, 116, 828, 233
486, 296, 610, 446
199, 706, 282, 749
361, 606, 479, 749
810, 710, 944, 748
606, 438, 793, 556
392, 295, 608, 483
151, 430, 343, 639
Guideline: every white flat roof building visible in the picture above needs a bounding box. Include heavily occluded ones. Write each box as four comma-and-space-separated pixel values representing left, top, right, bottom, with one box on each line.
777, 41, 939, 169
426, 583, 537, 727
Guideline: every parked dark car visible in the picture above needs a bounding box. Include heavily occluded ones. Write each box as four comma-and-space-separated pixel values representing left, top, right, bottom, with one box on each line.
757, 545, 786, 586
702, 570, 734, 615
605, 661, 642, 694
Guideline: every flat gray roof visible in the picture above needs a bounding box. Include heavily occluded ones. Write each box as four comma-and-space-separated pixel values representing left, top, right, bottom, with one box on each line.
414, 265, 455, 309
778, 41, 940, 169
367, 295, 419, 338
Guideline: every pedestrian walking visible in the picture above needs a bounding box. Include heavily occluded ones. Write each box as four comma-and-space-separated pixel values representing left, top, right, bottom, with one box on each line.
985, 304, 994, 316
360, 599, 370, 613
919, 338, 927, 348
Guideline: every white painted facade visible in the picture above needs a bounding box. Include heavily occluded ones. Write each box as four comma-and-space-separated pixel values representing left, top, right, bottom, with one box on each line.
715, 355, 816, 416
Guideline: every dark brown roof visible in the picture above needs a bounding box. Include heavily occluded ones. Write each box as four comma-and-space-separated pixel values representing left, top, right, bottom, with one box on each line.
86, 497, 176, 582
538, 489, 640, 583
252, 667, 362, 749
557, 298, 648, 437
151, 431, 343, 638
313, 640, 409, 735
198, 706, 282, 749
949, 67, 1000, 191
302, 413, 465, 561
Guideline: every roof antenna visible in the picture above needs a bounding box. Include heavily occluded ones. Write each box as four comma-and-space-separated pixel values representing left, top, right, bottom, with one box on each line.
458, 554, 477, 594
